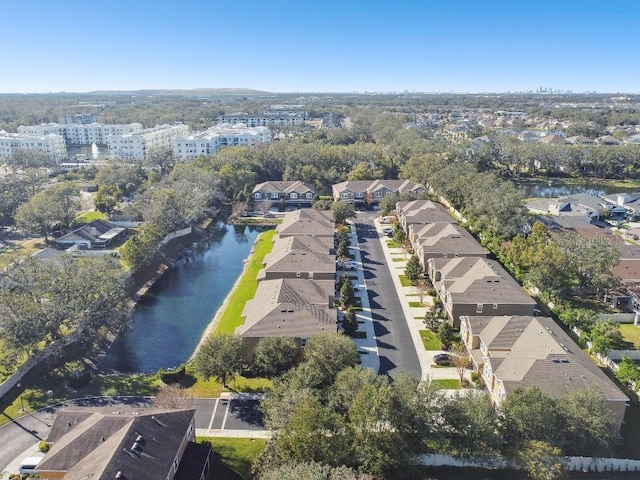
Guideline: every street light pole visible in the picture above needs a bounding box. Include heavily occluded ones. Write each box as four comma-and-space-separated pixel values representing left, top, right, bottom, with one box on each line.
16, 382, 25, 412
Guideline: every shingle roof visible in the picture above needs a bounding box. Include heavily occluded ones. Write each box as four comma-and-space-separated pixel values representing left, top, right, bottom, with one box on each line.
468, 316, 628, 402
276, 209, 334, 237
37, 408, 196, 480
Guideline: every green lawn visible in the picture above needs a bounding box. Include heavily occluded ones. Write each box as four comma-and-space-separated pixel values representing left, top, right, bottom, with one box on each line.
419, 330, 441, 350
74, 211, 107, 224
619, 324, 640, 349
214, 229, 276, 334
386, 240, 400, 248
186, 364, 272, 398
399, 274, 412, 287
200, 437, 266, 480
431, 379, 461, 389
409, 301, 424, 307
392, 257, 405, 262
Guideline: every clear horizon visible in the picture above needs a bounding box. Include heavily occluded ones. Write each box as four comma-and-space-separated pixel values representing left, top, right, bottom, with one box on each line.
1, 0, 638, 95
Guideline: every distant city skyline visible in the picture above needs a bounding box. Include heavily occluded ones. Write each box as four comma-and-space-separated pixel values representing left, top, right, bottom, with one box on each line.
1, 0, 638, 94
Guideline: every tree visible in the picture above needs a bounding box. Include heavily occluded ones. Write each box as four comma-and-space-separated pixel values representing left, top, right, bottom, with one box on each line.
340, 278, 355, 309
94, 185, 120, 217
615, 355, 640, 391
342, 307, 358, 336
347, 161, 384, 181
0, 174, 29, 225
589, 319, 622, 355
0, 254, 130, 362
423, 304, 444, 331
404, 254, 423, 285
451, 344, 471, 384
253, 337, 300, 377
260, 462, 373, 480
501, 386, 564, 448
515, 440, 566, 480
332, 201, 355, 224
560, 386, 617, 456
303, 333, 360, 386
271, 397, 352, 467
392, 221, 406, 243
193, 334, 244, 387
437, 321, 455, 351
414, 278, 431, 306
439, 392, 501, 457
15, 182, 80, 242
153, 384, 194, 409
336, 240, 350, 263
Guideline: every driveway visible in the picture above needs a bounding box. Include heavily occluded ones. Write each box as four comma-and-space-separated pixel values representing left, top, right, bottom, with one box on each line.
354, 212, 422, 379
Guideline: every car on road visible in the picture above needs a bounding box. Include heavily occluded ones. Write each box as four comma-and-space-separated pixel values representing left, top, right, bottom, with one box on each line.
380, 216, 394, 224
263, 212, 275, 218
433, 353, 453, 366
382, 227, 394, 235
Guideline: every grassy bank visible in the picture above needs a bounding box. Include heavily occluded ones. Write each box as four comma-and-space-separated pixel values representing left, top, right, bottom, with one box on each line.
200, 437, 266, 480
214, 229, 276, 334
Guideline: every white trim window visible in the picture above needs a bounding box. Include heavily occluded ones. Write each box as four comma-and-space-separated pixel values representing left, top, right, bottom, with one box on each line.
254, 192, 262, 199
290, 192, 297, 199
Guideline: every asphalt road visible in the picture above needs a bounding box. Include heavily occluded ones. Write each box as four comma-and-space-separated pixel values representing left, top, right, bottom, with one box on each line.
355, 212, 422, 379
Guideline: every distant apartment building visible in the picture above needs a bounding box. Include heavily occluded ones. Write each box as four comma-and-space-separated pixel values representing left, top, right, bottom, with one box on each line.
172, 124, 271, 161
18, 122, 143, 145
218, 111, 306, 127
0, 130, 67, 162
57, 113, 99, 124
108, 124, 189, 161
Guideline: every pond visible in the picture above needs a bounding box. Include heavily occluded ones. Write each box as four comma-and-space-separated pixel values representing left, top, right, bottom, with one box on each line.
515, 179, 640, 198
100, 223, 265, 373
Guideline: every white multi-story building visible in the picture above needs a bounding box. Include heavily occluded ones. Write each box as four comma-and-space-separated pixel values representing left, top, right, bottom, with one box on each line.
58, 113, 99, 125
172, 124, 271, 161
107, 124, 189, 161
217, 112, 306, 128
18, 123, 143, 145
0, 130, 67, 162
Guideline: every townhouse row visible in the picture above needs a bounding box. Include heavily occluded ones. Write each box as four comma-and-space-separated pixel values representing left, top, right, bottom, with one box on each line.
235, 208, 339, 352
396, 199, 629, 431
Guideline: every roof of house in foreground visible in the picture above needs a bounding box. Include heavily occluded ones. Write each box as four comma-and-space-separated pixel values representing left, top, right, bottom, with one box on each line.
38, 407, 196, 480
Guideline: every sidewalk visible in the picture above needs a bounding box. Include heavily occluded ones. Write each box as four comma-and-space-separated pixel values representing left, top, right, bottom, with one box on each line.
373, 219, 474, 386
339, 223, 380, 374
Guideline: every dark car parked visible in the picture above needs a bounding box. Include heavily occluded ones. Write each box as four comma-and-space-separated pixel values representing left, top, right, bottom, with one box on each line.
433, 353, 452, 366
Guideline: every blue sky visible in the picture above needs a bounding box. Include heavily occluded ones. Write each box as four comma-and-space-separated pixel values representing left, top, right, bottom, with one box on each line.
1, 0, 638, 93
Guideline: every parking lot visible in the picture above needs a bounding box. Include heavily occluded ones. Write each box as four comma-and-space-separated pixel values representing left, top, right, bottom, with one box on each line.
194, 395, 265, 435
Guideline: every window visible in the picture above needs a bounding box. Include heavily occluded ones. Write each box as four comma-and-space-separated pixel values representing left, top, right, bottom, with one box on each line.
290, 192, 297, 199
271, 192, 279, 199
301, 338, 307, 347
375, 192, 383, 198
306, 192, 313, 199
385, 191, 393, 196
476, 303, 483, 313
493, 303, 498, 309
341, 193, 348, 199
254, 192, 262, 199
355, 191, 363, 198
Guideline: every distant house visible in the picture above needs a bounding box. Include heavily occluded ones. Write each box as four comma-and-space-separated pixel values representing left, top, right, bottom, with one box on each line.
258, 246, 336, 281
252, 181, 315, 208
596, 135, 622, 146
55, 219, 126, 250
540, 134, 567, 145
276, 209, 335, 238
566, 135, 595, 145
460, 315, 629, 432
428, 257, 536, 327
332, 179, 424, 206
36, 407, 211, 480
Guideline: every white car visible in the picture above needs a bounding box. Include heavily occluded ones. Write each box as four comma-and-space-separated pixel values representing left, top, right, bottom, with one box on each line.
337, 260, 358, 270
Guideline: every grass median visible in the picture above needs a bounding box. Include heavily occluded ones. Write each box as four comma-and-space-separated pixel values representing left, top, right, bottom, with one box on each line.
214, 229, 276, 335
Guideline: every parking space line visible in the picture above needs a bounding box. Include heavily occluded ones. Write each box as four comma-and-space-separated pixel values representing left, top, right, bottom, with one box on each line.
208, 398, 219, 430
220, 400, 230, 430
